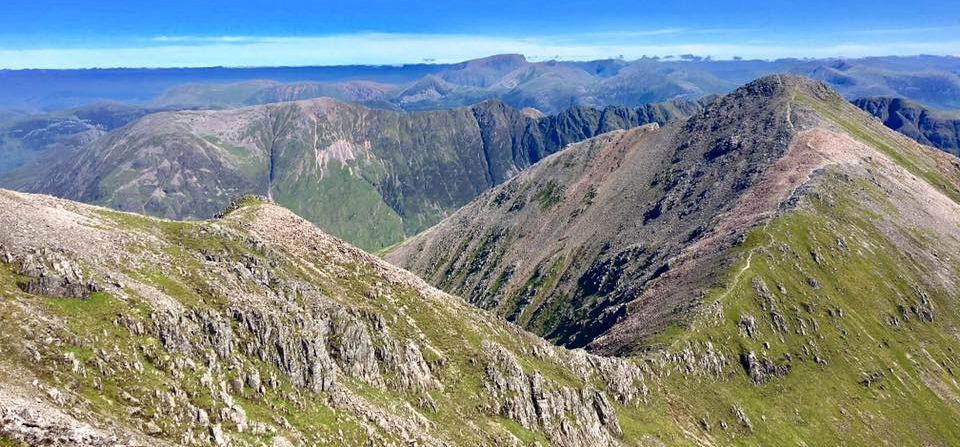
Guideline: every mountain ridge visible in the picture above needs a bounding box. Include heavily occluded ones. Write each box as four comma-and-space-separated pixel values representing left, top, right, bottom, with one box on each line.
388, 74, 960, 354
853, 96, 960, 155
5, 74, 960, 445
1, 96, 703, 250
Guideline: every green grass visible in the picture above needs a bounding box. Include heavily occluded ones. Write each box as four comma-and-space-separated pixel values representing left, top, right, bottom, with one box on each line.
0, 436, 27, 447
494, 416, 548, 445
274, 161, 405, 251
200, 135, 264, 180
533, 180, 566, 210
647, 170, 960, 444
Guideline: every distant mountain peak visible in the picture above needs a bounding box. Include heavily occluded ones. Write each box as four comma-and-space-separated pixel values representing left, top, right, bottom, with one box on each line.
460, 53, 528, 66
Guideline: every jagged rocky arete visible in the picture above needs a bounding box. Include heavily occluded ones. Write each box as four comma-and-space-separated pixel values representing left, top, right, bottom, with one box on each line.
390, 75, 822, 349
0, 98, 701, 252
389, 75, 960, 441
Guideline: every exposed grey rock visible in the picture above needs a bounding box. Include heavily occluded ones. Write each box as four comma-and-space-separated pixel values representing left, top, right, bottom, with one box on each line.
246, 368, 261, 393
912, 287, 935, 322
144, 421, 161, 435
666, 341, 728, 377
14, 249, 99, 298
732, 404, 754, 433
738, 314, 758, 339
480, 340, 624, 447
739, 351, 790, 384
210, 423, 228, 447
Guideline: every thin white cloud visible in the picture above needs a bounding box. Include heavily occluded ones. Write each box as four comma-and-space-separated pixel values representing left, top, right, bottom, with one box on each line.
0, 33, 957, 69
846, 26, 959, 35
151, 35, 261, 43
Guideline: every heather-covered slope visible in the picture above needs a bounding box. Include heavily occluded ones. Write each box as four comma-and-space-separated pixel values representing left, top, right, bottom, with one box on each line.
389, 75, 960, 356
0, 98, 698, 251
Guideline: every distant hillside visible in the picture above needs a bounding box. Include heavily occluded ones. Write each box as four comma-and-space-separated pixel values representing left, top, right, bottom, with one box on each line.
0, 98, 702, 250
853, 96, 960, 155
0, 102, 193, 175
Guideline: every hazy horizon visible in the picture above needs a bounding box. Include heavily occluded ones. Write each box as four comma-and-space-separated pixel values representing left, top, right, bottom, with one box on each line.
2, 0, 958, 69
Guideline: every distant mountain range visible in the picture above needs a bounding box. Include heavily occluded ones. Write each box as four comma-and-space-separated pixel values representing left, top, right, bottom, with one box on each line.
0, 97, 703, 250
141, 55, 960, 114
3, 55, 959, 114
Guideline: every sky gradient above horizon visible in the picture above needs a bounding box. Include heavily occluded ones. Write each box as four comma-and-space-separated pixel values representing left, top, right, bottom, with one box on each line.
1, 0, 958, 69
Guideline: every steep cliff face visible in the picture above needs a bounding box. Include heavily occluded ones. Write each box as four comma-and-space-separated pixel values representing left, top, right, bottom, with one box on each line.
0, 98, 699, 251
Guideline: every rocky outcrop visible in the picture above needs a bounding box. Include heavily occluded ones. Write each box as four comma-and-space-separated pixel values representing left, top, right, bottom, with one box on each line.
14, 248, 100, 298
0, 189, 659, 446
480, 341, 623, 446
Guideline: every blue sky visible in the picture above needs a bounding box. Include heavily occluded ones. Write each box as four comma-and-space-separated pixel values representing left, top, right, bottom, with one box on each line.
1, 0, 958, 68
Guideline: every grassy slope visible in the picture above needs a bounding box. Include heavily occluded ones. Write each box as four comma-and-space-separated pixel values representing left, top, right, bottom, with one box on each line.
274, 162, 406, 252
637, 95, 960, 445
0, 199, 674, 445
651, 179, 960, 445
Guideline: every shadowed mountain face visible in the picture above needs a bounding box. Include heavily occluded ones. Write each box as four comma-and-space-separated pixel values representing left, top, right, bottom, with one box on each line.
6, 75, 960, 446
389, 75, 960, 355
853, 96, 960, 155
0, 98, 702, 250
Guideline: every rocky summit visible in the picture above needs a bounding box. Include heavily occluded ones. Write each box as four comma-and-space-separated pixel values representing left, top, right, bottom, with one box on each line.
3, 75, 960, 446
